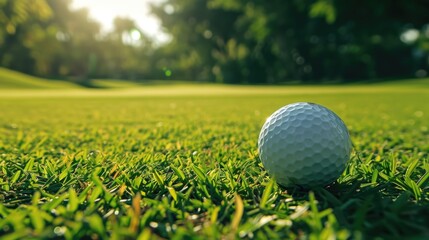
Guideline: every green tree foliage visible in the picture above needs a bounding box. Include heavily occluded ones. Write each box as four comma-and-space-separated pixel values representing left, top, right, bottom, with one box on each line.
0, 0, 52, 39
153, 0, 429, 82
1, 0, 428, 83
0, 0, 156, 82
0, 0, 52, 73
99, 17, 153, 80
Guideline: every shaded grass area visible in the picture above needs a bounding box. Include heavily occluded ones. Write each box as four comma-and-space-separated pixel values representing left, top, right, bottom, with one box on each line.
0, 68, 79, 89
1, 67, 429, 91
0, 67, 207, 90
0, 85, 428, 239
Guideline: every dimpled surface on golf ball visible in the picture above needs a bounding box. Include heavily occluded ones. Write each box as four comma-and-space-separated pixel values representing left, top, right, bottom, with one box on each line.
258, 102, 351, 188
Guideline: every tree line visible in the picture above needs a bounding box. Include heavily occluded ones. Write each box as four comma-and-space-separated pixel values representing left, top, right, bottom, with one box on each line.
1, 0, 429, 84
0, 0, 157, 83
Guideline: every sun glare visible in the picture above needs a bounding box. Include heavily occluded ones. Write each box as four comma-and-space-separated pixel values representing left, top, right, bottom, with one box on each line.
71, 0, 168, 42
130, 29, 142, 41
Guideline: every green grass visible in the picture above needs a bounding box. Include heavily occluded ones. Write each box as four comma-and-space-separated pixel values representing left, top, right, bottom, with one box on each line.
0, 68, 79, 89
0, 67, 212, 90
0, 78, 428, 239
90, 79, 152, 89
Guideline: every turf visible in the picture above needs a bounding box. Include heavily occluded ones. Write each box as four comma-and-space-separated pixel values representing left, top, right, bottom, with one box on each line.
0, 67, 201, 90
0, 68, 79, 89
0, 80, 428, 239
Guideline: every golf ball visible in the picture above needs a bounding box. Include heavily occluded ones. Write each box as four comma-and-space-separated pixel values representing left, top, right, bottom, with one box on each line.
258, 102, 351, 188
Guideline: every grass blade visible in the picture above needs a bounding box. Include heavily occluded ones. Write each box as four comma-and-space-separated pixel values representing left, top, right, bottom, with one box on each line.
231, 194, 244, 232
260, 179, 275, 208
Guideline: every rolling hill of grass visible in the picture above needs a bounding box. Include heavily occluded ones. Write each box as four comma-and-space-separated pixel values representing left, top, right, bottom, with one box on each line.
89, 79, 145, 88
2, 67, 429, 91
0, 68, 197, 90
0, 68, 79, 89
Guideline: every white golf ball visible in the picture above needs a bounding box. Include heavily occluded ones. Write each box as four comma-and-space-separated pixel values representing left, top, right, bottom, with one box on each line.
258, 102, 351, 188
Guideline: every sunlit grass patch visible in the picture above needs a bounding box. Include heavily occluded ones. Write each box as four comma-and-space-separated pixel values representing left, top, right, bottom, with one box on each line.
0, 83, 428, 239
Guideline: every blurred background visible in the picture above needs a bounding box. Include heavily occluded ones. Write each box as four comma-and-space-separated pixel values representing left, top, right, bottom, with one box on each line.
1, 0, 428, 85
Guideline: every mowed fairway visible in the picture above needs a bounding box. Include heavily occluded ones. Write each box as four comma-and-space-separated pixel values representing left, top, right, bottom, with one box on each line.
0, 80, 429, 239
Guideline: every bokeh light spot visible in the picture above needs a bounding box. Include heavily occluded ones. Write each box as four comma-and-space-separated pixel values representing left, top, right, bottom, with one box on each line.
400, 29, 420, 44
130, 29, 141, 41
